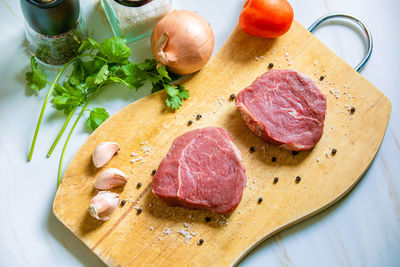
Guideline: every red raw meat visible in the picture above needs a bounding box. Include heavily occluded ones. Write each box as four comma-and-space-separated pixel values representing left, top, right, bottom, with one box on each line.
152, 127, 246, 214
236, 69, 327, 151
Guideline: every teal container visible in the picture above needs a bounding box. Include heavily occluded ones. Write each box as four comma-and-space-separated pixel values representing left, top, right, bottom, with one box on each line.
100, 0, 172, 43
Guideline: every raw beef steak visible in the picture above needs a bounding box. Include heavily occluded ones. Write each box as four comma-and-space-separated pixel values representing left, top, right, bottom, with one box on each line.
152, 127, 246, 214
235, 69, 327, 151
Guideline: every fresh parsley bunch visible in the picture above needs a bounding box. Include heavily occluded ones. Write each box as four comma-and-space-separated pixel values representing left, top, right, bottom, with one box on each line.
26, 37, 189, 186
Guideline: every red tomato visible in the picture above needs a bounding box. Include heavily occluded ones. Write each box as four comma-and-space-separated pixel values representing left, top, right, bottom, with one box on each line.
239, 0, 294, 38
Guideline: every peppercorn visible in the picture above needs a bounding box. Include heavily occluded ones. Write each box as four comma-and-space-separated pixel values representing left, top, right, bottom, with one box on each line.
152, 169, 157, 176
273, 177, 279, 183
268, 63, 274, 69
137, 182, 142, 188
272, 156, 277, 162
258, 197, 263, 203
331, 148, 337, 155
230, 94, 237, 101
205, 217, 211, 222
198, 239, 204, 245
188, 120, 193, 126
120, 200, 126, 206
250, 146, 256, 153
196, 114, 202, 120
292, 151, 299, 156
137, 208, 142, 214
320, 75, 325, 81
296, 176, 301, 183
350, 107, 356, 114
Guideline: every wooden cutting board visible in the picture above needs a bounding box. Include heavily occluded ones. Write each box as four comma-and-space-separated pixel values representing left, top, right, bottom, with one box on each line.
53, 21, 391, 266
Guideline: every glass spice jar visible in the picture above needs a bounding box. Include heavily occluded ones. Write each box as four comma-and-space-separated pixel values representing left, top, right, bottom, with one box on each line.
101, 0, 172, 43
20, 0, 88, 66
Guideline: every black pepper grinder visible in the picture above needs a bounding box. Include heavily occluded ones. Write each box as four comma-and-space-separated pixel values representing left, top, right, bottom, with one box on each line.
20, 0, 87, 66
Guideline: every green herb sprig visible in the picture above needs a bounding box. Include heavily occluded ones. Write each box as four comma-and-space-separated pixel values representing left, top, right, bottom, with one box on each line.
26, 37, 189, 186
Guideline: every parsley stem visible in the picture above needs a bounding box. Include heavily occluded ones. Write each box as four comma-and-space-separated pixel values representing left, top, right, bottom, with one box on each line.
28, 62, 71, 162
27, 54, 109, 162
57, 103, 87, 187
46, 105, 78, 158
57, 85, 104, 187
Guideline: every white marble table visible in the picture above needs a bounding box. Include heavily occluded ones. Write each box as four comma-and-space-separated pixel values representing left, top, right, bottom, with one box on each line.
0, 0, 399, 266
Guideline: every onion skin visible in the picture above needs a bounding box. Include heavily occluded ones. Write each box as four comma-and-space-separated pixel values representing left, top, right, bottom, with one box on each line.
151, 10, 215, 75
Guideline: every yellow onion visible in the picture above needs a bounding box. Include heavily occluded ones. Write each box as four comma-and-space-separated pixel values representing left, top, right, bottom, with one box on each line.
151, 10, 215, 75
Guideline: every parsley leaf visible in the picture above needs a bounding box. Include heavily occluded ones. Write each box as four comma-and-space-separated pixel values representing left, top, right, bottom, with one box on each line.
83, 58, 105, 76
78, 38, 99, 53
157, 65, 171, 81
51, 93, 77, 114
177, 84, 190, 99
165, 84, 189, 110
86, 107, 109, 131
26, 57, 47, 91
95, 64, 109, 85
108, 76, 131, 87
68, 59, 85, 86
137, 59, 158, 71
51, 82, 85, 114
122, 63, 147, 89
99, 37, 130, 63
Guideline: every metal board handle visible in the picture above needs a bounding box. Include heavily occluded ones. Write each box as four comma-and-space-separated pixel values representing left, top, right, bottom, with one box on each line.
308, 13, 373, 72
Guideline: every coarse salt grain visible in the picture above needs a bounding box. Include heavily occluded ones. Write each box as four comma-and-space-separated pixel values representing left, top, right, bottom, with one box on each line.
141, 146, 153, 153
131, 157, 144, 163
163, 228, 172, 235
177, 224, 195, 243
177, 229, 192, 243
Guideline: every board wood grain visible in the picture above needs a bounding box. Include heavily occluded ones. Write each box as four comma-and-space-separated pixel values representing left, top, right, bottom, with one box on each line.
53, 21, 391, 266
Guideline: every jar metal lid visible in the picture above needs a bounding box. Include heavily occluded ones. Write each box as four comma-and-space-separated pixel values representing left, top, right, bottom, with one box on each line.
20, 0, 80, 36
113, 0, 153, 7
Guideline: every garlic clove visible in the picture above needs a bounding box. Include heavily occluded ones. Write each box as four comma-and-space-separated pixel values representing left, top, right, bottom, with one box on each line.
92, 142, 120, 168
88, 191, 119, 221
94, 168, 129, 190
